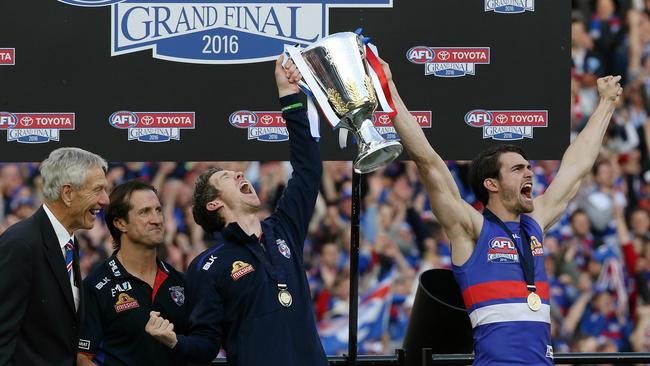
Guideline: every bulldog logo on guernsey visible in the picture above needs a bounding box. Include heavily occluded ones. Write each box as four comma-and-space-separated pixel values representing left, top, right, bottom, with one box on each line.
464, 109, 548, 141
0, 112, 75, 144
276, 239, 291, 259
109, 111, 195, 142
487, 236, 519, 263
485, 0, 534, 13
231, 261, 254, 280
56, 0, 393, 64
373, 111, 431, 140
169, 286, 185, 306
114, 293, 139, 312
0, 48, 15, 65
407, 47, 490, 78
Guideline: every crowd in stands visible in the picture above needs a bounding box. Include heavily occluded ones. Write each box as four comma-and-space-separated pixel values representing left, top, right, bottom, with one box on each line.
4, 0, 650, 356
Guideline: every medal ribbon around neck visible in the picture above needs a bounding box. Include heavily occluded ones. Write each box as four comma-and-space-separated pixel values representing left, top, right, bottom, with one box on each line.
483, 209, 540, 311
243, 231, 293, 308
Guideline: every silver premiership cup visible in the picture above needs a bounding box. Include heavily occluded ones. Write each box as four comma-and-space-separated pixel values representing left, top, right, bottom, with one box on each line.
298, 32, 403, 174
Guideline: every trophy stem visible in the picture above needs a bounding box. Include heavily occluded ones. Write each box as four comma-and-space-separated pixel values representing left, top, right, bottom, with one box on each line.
350, 119, 403, 174
356, 118, 386, 144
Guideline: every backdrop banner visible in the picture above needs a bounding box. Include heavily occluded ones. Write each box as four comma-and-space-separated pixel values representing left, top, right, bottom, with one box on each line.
0, 0, 569, 162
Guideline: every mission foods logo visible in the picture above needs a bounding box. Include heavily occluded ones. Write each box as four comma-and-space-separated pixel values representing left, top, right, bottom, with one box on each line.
229, 110, 432, 142
114, 293, 139, 312
56, 0, 393, 64
485, 0, 534, 13
406, 47, 490, 77
231, 261, 254, 280
109, 111, 195, 142
0, 48, 15, 65
0, 112, 75, 143
464, 109, 547, 141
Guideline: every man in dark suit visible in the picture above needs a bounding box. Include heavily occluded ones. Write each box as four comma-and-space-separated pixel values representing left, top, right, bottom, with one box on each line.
0, 147, 109, 366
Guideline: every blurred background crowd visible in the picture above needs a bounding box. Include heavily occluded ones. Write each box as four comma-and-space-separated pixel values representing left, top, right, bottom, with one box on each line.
5, 0, 650, 357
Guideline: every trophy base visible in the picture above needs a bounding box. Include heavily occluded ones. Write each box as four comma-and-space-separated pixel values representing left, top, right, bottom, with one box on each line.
354, 140, 403, 174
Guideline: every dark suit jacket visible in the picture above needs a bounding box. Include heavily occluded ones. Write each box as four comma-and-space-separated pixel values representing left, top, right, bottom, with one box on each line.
0, 207, 83, 366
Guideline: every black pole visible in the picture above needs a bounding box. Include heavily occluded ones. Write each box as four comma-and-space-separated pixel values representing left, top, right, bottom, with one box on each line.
348, 171, 361, 366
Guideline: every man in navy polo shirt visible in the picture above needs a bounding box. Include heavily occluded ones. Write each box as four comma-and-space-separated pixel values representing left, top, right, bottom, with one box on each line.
145, 56, 328, 365
77, 180, 189, 366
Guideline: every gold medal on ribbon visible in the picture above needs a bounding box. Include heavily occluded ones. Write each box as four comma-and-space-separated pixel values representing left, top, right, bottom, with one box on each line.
527, 292, 541, 312
278, 289, 293, 307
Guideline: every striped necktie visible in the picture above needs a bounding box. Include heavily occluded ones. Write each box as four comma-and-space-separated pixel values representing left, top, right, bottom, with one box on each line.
64, 239, 74, 281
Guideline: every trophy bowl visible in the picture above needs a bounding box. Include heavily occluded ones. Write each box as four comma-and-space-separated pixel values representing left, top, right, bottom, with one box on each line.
298, 32, 403, 174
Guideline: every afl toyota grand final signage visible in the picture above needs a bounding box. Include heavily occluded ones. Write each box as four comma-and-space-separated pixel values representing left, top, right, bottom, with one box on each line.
0, 1, 569, 162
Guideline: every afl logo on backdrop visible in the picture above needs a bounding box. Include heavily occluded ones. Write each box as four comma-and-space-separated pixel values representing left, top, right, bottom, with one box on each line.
229, 111, 258, 129
0, 112, 18, 128
56, 0, 394, 64
109, 111, 138, 128
406, 46, 435, 64
464, 110, 493, 128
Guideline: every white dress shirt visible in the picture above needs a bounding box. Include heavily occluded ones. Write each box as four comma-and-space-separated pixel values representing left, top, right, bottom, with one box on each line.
43, 204, 80, 311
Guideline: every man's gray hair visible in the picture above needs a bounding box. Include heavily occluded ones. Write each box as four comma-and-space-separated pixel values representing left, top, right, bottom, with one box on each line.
40, 147, 108, 201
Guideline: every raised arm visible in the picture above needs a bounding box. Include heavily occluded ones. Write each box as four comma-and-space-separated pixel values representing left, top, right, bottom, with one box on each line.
532, 76, 622, 231
273, 56, 322, 252
381, 59, 482, 264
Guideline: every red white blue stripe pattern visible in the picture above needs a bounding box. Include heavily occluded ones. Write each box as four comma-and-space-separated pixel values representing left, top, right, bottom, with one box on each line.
452, 215, 553, 366
65, 240, 74, 281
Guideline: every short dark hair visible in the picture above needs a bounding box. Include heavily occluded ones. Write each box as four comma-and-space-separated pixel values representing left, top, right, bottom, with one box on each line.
192, 167, 225, 234
468, 144, 527, 206
569, 208, 588, 223
105, 180, 158, 250
591, 158, 611, 176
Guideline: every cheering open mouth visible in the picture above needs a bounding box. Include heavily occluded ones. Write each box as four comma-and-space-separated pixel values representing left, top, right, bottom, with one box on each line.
239, 181, 253, 194
520, 182, 532, 200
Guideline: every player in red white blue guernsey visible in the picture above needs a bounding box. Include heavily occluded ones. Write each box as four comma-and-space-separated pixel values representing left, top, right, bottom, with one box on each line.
380, 56, 622, 365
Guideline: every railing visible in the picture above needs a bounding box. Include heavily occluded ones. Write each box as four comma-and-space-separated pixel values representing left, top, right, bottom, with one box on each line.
428, 352, 650, 365
211, 351, 650, 365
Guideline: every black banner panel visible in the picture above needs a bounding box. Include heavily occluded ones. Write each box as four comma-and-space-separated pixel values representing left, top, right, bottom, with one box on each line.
0, 0, 569, 162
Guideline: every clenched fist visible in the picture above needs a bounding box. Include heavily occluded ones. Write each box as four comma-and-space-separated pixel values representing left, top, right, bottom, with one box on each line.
145, 311, 178, 348
275, 55, 302, 98
597, 75, 623, 103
